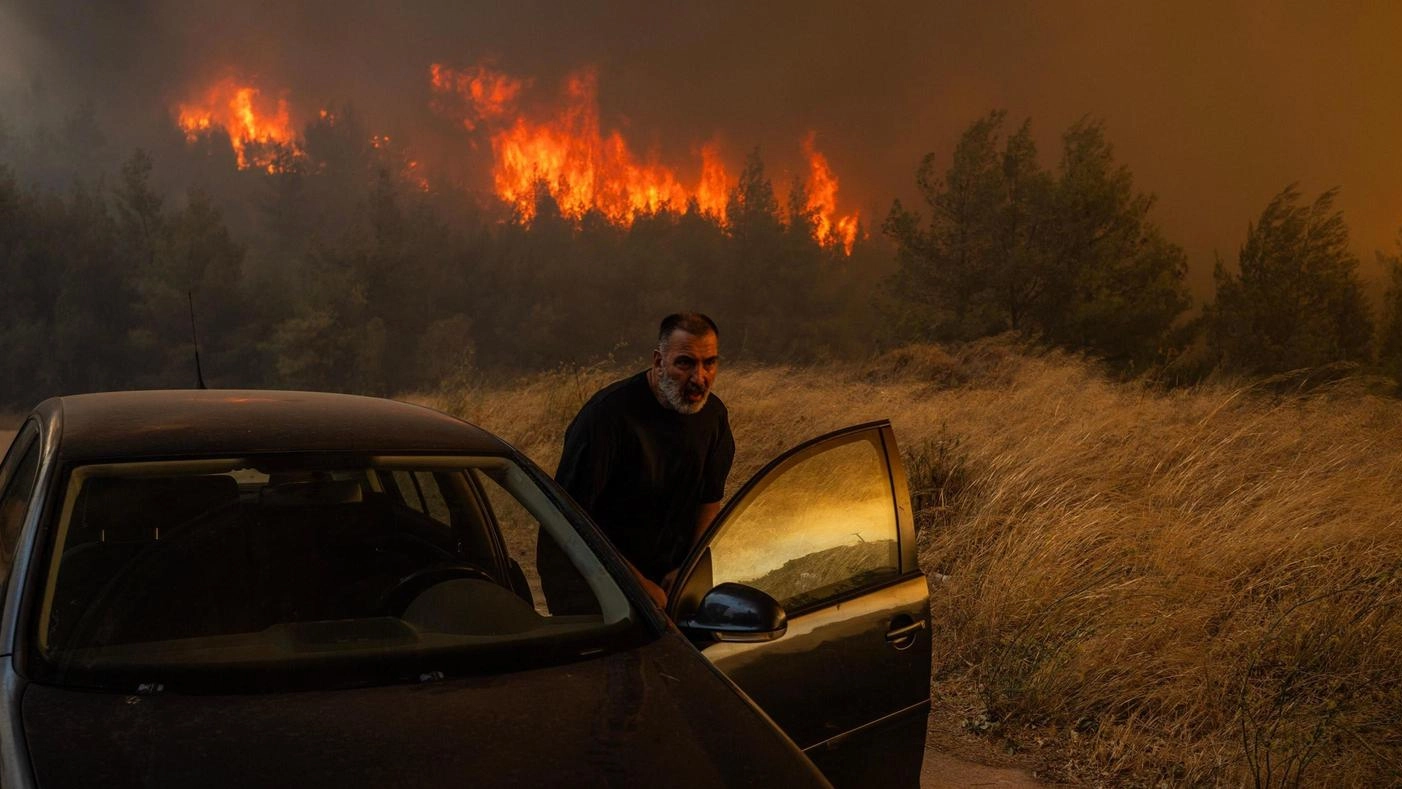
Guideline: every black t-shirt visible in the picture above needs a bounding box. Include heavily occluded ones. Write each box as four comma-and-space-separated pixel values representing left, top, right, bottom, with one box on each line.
554, 370, 735, 581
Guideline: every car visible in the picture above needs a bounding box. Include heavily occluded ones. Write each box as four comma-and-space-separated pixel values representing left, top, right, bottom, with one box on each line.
0, 390, 930, 787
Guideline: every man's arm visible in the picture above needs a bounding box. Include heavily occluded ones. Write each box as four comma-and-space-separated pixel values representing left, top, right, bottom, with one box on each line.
668, 413, 734, 592
692, 500, 720, 547
662, 500, 722, 593
623, 557, 669, 609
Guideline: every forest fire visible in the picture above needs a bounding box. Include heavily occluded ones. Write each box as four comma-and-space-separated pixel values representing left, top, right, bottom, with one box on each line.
429, 63, 526, 133
176, 78, 301, 172
803, 134, 860, 254
432, 65, 696, 223
170, 65, 860, 251
430, 63, 859, 251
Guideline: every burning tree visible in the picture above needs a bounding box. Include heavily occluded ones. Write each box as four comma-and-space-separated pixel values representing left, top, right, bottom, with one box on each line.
427, 62, 861, 253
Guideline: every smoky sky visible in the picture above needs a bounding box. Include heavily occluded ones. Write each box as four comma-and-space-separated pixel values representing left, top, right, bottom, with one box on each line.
5, 0, 1402, 295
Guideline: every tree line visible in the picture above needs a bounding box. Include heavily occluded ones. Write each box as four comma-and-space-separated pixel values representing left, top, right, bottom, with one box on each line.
0, 107, 881, 407
886, 110, 1400, 381
2, 106, 1401, 408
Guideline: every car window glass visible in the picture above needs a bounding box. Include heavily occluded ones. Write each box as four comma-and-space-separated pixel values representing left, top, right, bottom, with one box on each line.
35, 456, 634, 691
0, 429, 42, 573
390, 470, 425, 512
471, 469, 557, 616
708, 434, 900, 611
414, 472, 452, 524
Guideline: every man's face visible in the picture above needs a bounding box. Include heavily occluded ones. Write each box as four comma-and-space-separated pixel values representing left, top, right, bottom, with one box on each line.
653, 329, 719, 414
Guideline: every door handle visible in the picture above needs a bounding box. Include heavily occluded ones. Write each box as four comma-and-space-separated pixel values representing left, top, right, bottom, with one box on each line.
885, 617, 926, 650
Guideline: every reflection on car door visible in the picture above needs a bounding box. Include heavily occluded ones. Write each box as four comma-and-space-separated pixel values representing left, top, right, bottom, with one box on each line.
669, 421, 931, 786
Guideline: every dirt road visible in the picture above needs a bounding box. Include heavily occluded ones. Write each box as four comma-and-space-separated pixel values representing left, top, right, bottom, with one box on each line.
919, 707, 1048, 789
922, 750, 1043, 787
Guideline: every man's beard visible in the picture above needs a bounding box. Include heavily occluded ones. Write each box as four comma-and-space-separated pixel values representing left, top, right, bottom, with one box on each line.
658, 373, 708, 414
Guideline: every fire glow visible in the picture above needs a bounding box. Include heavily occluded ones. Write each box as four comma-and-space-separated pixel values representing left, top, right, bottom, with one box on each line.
430, 63, 860, 252
176, 78, 300, 172
171, 66, 861, 252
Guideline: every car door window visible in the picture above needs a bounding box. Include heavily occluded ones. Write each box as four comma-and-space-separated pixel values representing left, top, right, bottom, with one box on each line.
0, 426, 42, 575
707, 432, 900, 611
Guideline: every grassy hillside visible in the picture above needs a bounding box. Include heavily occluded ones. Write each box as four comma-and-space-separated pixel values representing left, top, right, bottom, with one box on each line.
419, 338, 1402, 786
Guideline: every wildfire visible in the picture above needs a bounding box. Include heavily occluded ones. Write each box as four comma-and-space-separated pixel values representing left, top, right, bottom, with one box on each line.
696, 142, 730, 222
370, 132, 431, 192
430, 62, 859, 251
170, 65, 863, 251
429, 63, 525, 132
433, 65, 695, 223
803, 133, 860, 254
176, 77, 300, 172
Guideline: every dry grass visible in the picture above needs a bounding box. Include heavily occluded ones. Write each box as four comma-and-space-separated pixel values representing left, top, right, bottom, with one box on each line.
415, 338, 1402, 787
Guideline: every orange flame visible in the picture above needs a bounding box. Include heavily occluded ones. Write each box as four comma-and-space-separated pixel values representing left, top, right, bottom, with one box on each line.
434, 66, 692, 223
802, 133, 859, 254
429, 63, 526, 132
696, 142, 730, 222
176, 77, 300, 172
430, 63, 856, 252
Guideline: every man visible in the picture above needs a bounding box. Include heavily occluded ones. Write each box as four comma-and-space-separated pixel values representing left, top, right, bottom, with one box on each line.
539, 313, 734, 611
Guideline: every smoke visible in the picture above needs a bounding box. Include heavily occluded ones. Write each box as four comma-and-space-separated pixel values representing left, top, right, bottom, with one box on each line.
6, 0, 1402, 292
0, 4, 49, 127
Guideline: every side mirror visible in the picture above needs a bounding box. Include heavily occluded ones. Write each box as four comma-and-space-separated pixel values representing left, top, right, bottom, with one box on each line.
678, 582, 787, 643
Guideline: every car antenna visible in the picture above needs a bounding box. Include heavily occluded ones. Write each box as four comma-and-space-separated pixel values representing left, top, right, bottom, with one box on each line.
187, 290, 207, 390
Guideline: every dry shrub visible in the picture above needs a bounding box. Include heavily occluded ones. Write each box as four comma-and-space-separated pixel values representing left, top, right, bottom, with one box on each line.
413, 342, 1402, 786
856, 333, 1036, 391
415, 363, 622, 472
913, 355, 1402, 786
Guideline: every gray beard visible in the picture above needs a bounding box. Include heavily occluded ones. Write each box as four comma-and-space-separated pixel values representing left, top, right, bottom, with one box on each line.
657, 373, 708, 415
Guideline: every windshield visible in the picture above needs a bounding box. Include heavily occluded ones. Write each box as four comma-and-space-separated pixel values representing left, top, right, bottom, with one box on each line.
33, 455, 637, 691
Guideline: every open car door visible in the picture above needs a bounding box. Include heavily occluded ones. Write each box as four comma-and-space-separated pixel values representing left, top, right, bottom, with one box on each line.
669, 421, 931, 787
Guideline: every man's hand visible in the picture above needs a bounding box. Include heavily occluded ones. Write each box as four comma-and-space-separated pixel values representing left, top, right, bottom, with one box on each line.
639, 575, 668, 609
621, 558, 668, 610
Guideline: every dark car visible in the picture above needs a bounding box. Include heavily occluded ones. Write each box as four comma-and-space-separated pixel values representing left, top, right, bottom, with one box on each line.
0, 391, 930, 787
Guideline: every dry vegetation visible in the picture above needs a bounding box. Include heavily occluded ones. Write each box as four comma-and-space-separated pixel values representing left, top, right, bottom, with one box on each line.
419, 338, 1402, 787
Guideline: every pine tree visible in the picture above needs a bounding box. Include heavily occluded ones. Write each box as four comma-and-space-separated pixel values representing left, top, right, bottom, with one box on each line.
1207, 185, 1373, 374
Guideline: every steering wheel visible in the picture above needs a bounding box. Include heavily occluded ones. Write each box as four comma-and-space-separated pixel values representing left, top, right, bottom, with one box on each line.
365, 531, 458, 562
378, 564, 497, 615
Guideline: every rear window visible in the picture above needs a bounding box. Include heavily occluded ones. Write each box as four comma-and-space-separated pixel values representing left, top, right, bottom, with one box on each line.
33, 455, 636, 692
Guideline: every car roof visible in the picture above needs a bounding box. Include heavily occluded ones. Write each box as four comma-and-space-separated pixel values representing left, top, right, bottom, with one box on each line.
33, 390, 512, 460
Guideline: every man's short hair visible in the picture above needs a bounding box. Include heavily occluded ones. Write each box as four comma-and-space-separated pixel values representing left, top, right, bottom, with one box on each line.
658, 313, 719, 345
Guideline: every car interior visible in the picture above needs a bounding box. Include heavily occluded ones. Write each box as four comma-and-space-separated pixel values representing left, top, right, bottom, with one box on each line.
40, 460, 604, 661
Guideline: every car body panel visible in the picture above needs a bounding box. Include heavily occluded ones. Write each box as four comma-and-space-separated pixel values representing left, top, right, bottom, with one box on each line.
0, 417, 51, 789
699, 575, 931, 744
41, 390, 511, 460
21, 631, 826, 788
